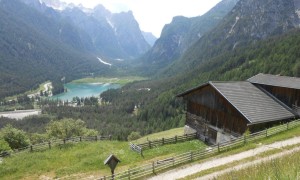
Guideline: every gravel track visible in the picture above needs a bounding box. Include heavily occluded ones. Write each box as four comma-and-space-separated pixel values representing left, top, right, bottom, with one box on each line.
148, 136, 300, 180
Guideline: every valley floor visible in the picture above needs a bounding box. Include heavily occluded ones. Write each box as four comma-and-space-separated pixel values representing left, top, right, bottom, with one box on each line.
148, 136, 300, 180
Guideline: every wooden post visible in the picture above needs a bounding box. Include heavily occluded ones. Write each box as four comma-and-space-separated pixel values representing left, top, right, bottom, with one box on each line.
218, 143, 220, 153
149, 141, 152, 149
185, 133, 188, 140
287, 122, 289, 130
175, 135, 177, 144
152, 162, 155, 174
63, 139, 66, 144
141, 148, 144, 158
190, 151, 193, 161
128, 169, 131, 180
30, 145, 33, 152
48, 142, 51, 149
80, 137, 82, 142
162, 138, 164, 145
109, 135, 112, 141
244, 135, 246, 144
95, 136, 98, 141
266, 128, 268, 137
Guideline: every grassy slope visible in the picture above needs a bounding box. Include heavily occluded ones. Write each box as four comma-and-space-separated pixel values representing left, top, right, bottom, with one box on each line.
0, 128, 206, 179
2, 123, 300, 179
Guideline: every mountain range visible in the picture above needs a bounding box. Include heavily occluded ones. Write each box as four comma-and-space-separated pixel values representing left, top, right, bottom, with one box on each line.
0, 0, 300, 101
0, 0, 152, 98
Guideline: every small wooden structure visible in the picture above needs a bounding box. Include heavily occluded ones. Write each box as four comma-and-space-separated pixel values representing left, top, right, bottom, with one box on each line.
177, 74, 299, 144
104, 154, 121, 179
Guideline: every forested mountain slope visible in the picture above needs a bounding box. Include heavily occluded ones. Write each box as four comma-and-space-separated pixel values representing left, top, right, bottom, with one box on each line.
163, 0, 300, 76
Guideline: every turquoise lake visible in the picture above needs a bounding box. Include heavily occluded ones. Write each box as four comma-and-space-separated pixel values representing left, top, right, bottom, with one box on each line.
51, 83, 121, 101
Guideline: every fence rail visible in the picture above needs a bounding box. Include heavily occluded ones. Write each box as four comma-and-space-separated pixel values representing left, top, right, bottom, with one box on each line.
135, 132, 197, 151
0, 135, 112, 157
101, 119, 300, 180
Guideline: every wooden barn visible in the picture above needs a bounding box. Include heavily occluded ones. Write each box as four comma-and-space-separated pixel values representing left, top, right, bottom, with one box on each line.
177, 74, 299, 144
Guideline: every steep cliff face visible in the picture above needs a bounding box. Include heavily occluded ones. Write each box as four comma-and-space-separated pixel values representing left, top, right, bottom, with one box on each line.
111, 11, 150, 58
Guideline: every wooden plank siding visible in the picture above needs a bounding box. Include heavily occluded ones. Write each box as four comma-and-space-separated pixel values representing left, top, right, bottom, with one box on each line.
258, 84, 300, 114
183, 85, 247, 143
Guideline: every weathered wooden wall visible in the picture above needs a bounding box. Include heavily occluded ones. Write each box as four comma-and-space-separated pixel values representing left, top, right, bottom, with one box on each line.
259, 85, 300, 111
183, 85, 248, 143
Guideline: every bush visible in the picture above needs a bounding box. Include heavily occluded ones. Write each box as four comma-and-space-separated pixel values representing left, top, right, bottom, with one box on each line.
0, 139, 11, 153
127, 131, 142, 141
46, 118, 99, 139
0, 124, 30, 149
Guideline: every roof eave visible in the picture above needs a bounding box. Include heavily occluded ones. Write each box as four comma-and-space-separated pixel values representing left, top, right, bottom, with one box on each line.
247, 115, 296, 126
176, 82, 210, 97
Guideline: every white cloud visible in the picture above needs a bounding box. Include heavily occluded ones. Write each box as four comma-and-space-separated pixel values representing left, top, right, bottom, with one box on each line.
60, 0, 222, 37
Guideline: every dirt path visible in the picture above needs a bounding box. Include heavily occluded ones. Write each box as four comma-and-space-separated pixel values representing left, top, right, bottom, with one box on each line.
148, 136, 300, 180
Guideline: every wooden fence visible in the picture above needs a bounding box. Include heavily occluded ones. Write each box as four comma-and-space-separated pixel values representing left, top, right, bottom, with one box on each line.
135, 133, 197, 151
0, 135, 112, 157
101, 119, 300, 180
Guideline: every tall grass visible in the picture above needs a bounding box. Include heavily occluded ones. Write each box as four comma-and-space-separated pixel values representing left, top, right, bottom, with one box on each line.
217, 150, 300, 179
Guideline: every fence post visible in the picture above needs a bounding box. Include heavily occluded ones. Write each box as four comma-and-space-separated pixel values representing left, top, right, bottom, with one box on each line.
141, 148, 143, 157
149, 141, 152, 149
128, 169, 131, 180
63, 139, 66, 144
190, 151, 193, 161
287, 122, 289, 130
175, 135, 177, 144
152, 162, 155, 174
30, 145, 33, 152
48, 142, 51, 149
266, 128, 268, 137
109, 135, 112, 141
95, 136, 98, 141
218, 143, 220, 153
80, 137, 82, 142
244, 135, 246, 144
162, 138, 164, 145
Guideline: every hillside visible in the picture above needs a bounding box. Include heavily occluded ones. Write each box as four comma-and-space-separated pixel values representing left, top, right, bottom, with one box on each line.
1, 120, 300, 179
0, 128, 206, 179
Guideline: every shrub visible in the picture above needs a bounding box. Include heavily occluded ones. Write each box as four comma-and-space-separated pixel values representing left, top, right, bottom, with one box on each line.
127, 131, 142, 141
0, 124, 30, 149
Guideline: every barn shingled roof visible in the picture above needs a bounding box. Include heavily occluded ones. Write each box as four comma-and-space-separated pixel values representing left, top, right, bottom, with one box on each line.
210, 81, 295, 124
248, 73, 300, 89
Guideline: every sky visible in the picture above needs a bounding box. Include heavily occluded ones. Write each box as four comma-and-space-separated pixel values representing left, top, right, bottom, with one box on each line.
60, 0, 222, 37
